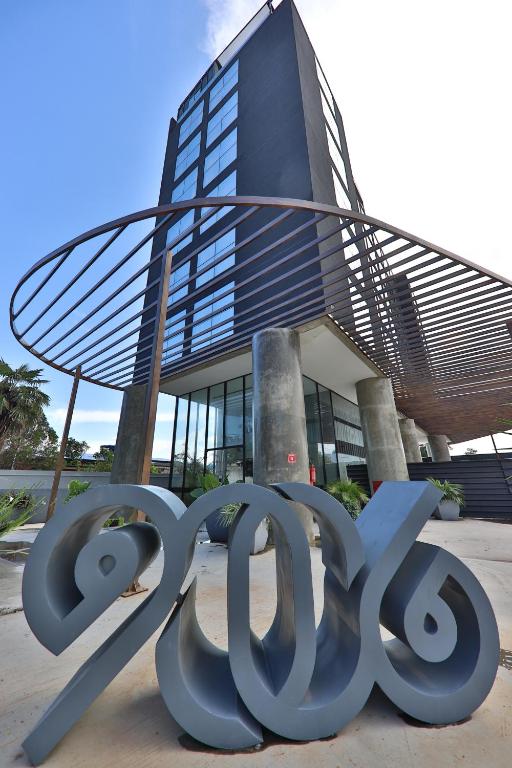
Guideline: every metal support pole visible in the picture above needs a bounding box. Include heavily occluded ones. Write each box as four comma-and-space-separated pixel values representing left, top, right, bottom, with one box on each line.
122, 250, 173, 596
46, 365, 81, 520
139, 248, 173, 486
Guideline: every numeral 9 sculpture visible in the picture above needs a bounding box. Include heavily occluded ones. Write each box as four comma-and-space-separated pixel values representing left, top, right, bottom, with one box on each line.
21, 481, 499, 764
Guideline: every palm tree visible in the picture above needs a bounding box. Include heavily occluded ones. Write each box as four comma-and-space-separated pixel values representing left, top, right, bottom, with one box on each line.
0, 360, 50, 454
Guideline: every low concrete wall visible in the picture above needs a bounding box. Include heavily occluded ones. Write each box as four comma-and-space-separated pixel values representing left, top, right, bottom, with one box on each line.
0, 470, 111, 523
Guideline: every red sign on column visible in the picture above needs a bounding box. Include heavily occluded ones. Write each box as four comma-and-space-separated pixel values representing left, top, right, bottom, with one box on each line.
287, 453, 297, 464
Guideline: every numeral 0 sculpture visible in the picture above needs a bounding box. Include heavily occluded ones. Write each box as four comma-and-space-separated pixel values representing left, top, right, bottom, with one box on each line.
21, 481, 499, 764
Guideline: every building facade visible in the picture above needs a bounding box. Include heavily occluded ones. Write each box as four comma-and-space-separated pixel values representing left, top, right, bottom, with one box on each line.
138, 0, 401, 497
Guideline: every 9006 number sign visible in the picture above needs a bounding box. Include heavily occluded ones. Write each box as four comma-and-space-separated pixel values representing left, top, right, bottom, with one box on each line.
22, 481, 499, 764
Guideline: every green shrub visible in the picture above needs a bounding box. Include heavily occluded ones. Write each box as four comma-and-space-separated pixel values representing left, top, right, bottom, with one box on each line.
427, 477, 464, 507
64, 479, 91, 503
0, 488, 42, 538
326, 479, 369, 520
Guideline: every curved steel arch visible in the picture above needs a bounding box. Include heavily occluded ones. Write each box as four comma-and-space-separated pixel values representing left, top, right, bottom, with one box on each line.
9, 196, 512, 441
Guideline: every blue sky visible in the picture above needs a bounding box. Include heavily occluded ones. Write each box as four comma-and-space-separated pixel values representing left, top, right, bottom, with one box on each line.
2, 0, 511, 456
0, 0, 217, 455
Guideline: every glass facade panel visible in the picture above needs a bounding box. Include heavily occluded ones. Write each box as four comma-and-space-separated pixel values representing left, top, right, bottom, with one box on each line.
203, 128, 237, 188
303, 376, 325, 486
207, 383, 224, 449
170, 394, 189, 489
178, 101, 203, 147
200, 171, 237, 232
196, 228, 236, 286
162, 309, 186, 363
166, 374, 364, 498
209, 60, 239, 113
225, 377, 244, 446
331, 392, 361, 426
191, 283, 235, 350
171, 166, 198, 202
174, 133, 201, 181
206, 92, 238, 147
318, 385, 338, 484
206, 446, 243, 484
186, 389, 208, 488
169, 260, 190, 301
166, 209, 195, 254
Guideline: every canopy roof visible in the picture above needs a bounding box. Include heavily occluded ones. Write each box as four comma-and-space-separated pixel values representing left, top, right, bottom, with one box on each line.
10, 196, 512, 442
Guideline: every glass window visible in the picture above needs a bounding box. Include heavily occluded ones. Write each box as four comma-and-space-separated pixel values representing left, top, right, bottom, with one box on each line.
186, 389, 208, 487
203, 128, 237, 188
318, 385, 338, 484
169, 259, 190, 301
163, 309, 186, 364
196, 228, 236, 286
192, 283, 235, 351
206, 446, 243, 484
170, 394, 189, 489
303, 376, 325, 486
206, 92, 238, 147
178, 102, 203, 147
225, 377, 244, 446
174, 133, 201, 181
207, 383, 224, 449
200, 171, 236, 232
209, 60, 239, 113
166, 209, 195, 254
171, 167, 198, 202
331, 392, 361, 427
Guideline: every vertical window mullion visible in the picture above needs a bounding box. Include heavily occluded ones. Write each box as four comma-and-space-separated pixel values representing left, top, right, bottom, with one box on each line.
181, 394, 192, 498
203, 386, 210, 475
329, 389, 341, 481
242, 375, 246, 482
316, 382, 327, 487
168, 395, 179, 492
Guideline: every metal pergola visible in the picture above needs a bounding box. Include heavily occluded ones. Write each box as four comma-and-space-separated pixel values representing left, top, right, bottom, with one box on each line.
10, 196, 512, 510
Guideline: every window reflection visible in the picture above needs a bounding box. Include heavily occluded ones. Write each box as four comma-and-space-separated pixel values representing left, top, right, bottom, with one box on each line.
166, 374, 364, 497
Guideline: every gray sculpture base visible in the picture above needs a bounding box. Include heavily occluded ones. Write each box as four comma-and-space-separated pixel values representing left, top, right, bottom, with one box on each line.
21, 481, 499, 764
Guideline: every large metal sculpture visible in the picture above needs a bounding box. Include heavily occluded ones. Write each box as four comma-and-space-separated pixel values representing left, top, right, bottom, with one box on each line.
22, 481, 499, 764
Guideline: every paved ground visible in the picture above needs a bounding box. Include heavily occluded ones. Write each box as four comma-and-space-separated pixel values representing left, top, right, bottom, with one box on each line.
0, 518, 511, 768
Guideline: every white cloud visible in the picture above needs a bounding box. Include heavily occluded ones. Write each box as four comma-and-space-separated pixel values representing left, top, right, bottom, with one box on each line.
200, 0, 260, 59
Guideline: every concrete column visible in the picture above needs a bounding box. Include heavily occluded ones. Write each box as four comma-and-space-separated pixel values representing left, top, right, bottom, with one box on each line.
428, 434, 452, 462
356, 377, 409, 491
111, 384, 148, 484
399, 418, 422, 463
252, 328, 314, 544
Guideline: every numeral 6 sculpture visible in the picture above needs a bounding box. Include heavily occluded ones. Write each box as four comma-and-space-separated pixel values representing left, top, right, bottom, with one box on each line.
21, 480, 499, 764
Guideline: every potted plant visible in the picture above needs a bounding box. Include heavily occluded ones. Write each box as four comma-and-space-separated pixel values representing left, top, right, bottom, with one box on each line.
427, 478, 464, 520
326, 479, 369, 520
190, 474, 268, 553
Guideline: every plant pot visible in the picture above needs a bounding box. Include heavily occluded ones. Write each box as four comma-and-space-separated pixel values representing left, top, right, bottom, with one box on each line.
205, 510, 230, 543
205, 513, 268, 553
434, 500, 460, 521
251, 520, 268, 554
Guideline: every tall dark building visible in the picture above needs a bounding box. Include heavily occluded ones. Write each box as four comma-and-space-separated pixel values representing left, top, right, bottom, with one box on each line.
133, 0, 395, 496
